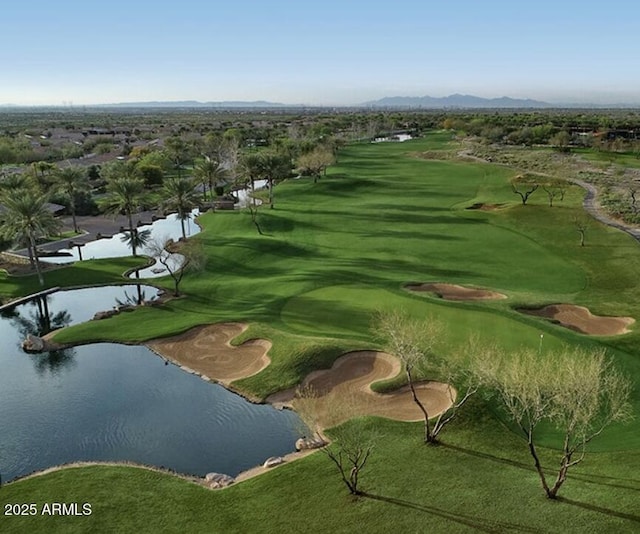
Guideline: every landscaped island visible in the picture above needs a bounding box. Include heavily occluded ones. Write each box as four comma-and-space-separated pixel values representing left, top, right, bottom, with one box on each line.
2, 130, 639, 533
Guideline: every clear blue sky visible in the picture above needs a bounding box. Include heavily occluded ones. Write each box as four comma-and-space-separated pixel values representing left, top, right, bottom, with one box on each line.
1, 0, 638, 105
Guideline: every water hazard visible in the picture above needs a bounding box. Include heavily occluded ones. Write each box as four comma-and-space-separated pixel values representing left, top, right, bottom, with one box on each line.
41, 209, 201, 279
0, 285, 301, 482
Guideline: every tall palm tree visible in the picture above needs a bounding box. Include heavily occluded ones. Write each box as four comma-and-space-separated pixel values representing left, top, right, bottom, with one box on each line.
103, 169, 145, 256
164, 136, 191, 180
55, 165, 89, 233
193, 156, 228, 203
162, 175, 200, 239
260, 151, 292, 209
242, 151, 292, 209
241, 153, 263, 207
0, 188, 61, 286
30, 161, 56, 191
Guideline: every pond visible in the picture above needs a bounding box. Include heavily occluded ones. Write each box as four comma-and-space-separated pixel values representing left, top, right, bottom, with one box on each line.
234, 179, 267, 208
41, 209, 201, 279
0, 285, 302, 482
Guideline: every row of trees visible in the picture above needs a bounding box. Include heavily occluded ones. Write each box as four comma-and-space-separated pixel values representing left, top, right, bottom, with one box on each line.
295, 311, 632, 500
0, 129, 338, 286
510, 174, 567, 207
444, 111, 640, 151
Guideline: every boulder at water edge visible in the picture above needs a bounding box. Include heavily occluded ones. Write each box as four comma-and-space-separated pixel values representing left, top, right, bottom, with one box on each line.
295, 436, 326, 451
263, 456, 285, 468
204, 472, 235, 489
22, 333, 45, 353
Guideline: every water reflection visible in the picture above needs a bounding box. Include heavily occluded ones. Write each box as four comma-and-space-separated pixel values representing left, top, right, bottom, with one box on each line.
115, 284, 152, 307
7, 295, 76, 375
10, 295, 71, 338
41, 209, 201, 281
0, 284, 302, 482
30, 348, 77, 376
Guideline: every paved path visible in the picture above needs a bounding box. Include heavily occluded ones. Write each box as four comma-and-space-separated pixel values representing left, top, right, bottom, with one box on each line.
570, 178, 640, 244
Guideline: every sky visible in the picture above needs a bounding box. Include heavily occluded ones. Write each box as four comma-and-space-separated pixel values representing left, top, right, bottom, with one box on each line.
1, 0, 639, 106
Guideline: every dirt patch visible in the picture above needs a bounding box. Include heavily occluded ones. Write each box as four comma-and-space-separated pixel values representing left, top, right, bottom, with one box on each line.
147, 323, 271, 385
267, 351, 454, 428
519, 304, 634, 336
406, 282, 507, 301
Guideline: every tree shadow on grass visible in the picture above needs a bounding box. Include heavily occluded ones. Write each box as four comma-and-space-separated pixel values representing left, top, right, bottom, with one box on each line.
318, 178, 377, 197
569, 469, 640, 489
362, 492, 543, 533
365, 202, 454, 212
441, 442, 534, 472
359, 230, 465, 241
223, 238, 319, 260
332, 258, 477, 281
303, 207, 483, 227
442, 443, 640, 494
559, 497, 640, 524
441, 443, 640, 524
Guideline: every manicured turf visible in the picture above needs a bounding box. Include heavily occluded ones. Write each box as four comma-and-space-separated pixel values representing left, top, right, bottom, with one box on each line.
573, 147, 640, 168
2, 132, 640, 532
2, 414, 639, 533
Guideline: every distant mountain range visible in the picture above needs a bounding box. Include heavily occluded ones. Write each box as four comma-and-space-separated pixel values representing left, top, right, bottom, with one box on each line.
361, 93, 552, 108
2, 95, 639, 109
94, 100, 287, 108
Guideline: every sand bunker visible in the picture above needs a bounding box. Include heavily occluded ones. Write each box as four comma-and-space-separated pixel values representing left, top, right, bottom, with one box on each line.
406, 282, 507, 301
519, 304, 634, 336
150, 325, 454, 426
147, 323, 271, 385
268, 351, 454, 428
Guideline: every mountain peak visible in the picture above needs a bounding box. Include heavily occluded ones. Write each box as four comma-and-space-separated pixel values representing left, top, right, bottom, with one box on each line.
362, 94, 551, 109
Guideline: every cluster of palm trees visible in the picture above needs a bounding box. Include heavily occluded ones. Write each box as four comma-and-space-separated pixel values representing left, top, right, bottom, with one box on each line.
0, 157, 207, 286
0, 165, 80, 286
0, 131, 338, 287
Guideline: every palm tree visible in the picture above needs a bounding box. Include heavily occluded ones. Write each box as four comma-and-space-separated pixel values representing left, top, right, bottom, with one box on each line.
0, 188, 61, 286
242, 151, 292, 209
30, 161, 56, 191
164, 136, 191, 180
193, 156, 228, 203
261, 151, 292, 208
0, 172, 31, 193
241, 153, 263, 207
162, 175, 200, 239
55, 165, 89, 233
102, 168, 145, 256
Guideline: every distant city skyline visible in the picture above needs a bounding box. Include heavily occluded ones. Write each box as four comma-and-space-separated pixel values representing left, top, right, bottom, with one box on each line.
2, 1, 639, 106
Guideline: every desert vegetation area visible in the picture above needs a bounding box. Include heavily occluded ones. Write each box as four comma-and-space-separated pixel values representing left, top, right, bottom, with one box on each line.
2, 107, 640, 533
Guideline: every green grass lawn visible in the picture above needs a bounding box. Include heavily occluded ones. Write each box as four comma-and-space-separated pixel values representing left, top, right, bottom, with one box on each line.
573, 147, 640, 168
2, 413, 639, 534
2, 134, 640, 532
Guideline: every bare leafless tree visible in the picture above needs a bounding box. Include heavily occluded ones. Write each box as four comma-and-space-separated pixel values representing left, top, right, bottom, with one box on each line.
293, 387, 376, 496
374, 311, 483, 444
573, 215, 590, 246
541, 178, 567, 207
486, 347, 632, 499
144, 236, 206, 296
511, 175, 539, 205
